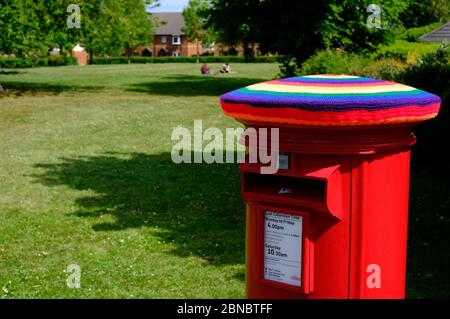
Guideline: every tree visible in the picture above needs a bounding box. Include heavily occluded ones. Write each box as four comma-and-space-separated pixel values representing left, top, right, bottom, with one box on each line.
0, 0, 158, 62
0, 0, 48, 56
80, 0, 157, 63
206, 0, 409, 66
114, 0, 156, 63
206, 0, 260, 61
250, 0, 330, 63
182, 0, 211, 62
400, 0, 450, 28
40, 0, 81, 55
319, 0, 407, 53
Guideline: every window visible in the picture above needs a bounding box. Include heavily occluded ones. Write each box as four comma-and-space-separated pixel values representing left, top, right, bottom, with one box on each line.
160, 35, 167, 44
172, 35, 181, 45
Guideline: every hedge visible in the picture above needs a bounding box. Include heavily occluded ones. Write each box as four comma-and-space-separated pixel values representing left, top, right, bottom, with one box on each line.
374, 40, 439, 63
300, 49, 371, 75
0, 56, 77, 68
91, 55, 280, 64
0, 55, 278, 68
298, 45, 450, 170
399, 22, 443, 42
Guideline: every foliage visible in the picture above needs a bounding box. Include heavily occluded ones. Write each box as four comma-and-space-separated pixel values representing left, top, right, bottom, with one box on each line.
398, 45, 450, 167
91, 56, 280, 64
119, 0, 157, 60
399, 22, 444, 42
207, 0, 330, 62
207, 0, 409, 66
374, 40, 439, 63
400, 0, 450, 28
295, 40, 444, 77
320, 0, 407, 53
353, 58, 406, 80
297, 45, 450, 169
182, 0, 214, 58
300, 49, 371, 75
0, 0, 49, 56
0, 0, 158, 59
0, 56, 77, 68
277, 56, 299, 78
78, 0, 156, 61
206, 0, 263, 60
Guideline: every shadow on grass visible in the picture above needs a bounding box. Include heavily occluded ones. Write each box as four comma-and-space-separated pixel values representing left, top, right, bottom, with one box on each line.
29, 151, 450, 292
406, 161, 450, 298
0, 81, 102, 97
32, 152, 245, 266
0, 70, 22, 75
127, 74, 266, 96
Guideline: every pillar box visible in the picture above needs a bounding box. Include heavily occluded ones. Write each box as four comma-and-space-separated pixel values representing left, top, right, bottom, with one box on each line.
220, 75, 440, 299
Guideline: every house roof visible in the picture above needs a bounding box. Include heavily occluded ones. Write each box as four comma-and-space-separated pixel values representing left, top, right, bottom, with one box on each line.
419, 22, 450, 42
151, 12, 185, 35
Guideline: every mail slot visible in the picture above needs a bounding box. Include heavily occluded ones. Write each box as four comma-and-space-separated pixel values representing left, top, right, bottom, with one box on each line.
220, 74, 441, 299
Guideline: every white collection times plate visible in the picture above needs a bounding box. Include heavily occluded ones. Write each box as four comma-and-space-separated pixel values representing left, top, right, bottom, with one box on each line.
264, 211, 303, 287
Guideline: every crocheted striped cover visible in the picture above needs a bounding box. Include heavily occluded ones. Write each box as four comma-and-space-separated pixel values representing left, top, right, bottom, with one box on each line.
220, 75, 441, 126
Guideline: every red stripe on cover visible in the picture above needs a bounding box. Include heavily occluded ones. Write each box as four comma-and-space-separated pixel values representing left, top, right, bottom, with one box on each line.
221, 102, 440, 126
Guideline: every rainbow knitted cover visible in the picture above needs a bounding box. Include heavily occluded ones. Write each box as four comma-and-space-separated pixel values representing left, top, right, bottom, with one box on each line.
220, 75, 441, 126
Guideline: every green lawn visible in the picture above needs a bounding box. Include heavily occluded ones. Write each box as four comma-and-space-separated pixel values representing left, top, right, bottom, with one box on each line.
0, 63, 448, 298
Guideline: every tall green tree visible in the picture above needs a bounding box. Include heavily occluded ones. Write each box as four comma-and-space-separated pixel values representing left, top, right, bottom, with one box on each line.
206, 0, 409, 66
80, 0, 156, 63
320, 0, 407, 53
120, 0, 156, 63
182, 0, 212, 61
206, 0, 260, 60
0, 0, 158, 61
40, 0, 81, 55
400, 0, 450, 28
251, 0, 330, 63
0, 0, 48, 56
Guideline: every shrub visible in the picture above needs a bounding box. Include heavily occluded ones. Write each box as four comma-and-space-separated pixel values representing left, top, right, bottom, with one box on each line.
399, 22, 443, 42
353, 58, 406, 81
0, 56, 77, 68
0, 57, 33, 68
374, 40, 439, 63
397, 45, 450, 169
277, 56, 299, 78
91, 55, 279, 64
289, 45, 449, 170
299, 49, 371, 75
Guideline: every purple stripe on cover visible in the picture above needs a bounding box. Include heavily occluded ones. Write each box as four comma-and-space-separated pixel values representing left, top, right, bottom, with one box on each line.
221, 96, 439, 111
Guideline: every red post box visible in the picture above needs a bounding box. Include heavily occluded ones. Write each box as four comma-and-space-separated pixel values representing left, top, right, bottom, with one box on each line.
220, 75, 441, 299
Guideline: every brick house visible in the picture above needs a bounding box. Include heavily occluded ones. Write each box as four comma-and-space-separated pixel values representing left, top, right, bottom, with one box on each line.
137, 12, 201, 57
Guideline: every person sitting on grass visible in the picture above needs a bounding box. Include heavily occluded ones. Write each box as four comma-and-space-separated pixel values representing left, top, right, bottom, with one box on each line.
219, 63, 231, 74
201, 64, 212, 75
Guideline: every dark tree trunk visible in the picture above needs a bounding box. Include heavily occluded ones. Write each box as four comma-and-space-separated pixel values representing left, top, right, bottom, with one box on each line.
196, 38, 200, 63
89, 49, 94, 65
243, 41, 254, 62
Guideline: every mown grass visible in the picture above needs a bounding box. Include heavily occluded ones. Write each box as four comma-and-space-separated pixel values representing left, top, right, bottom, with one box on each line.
0, 63, 448, 298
